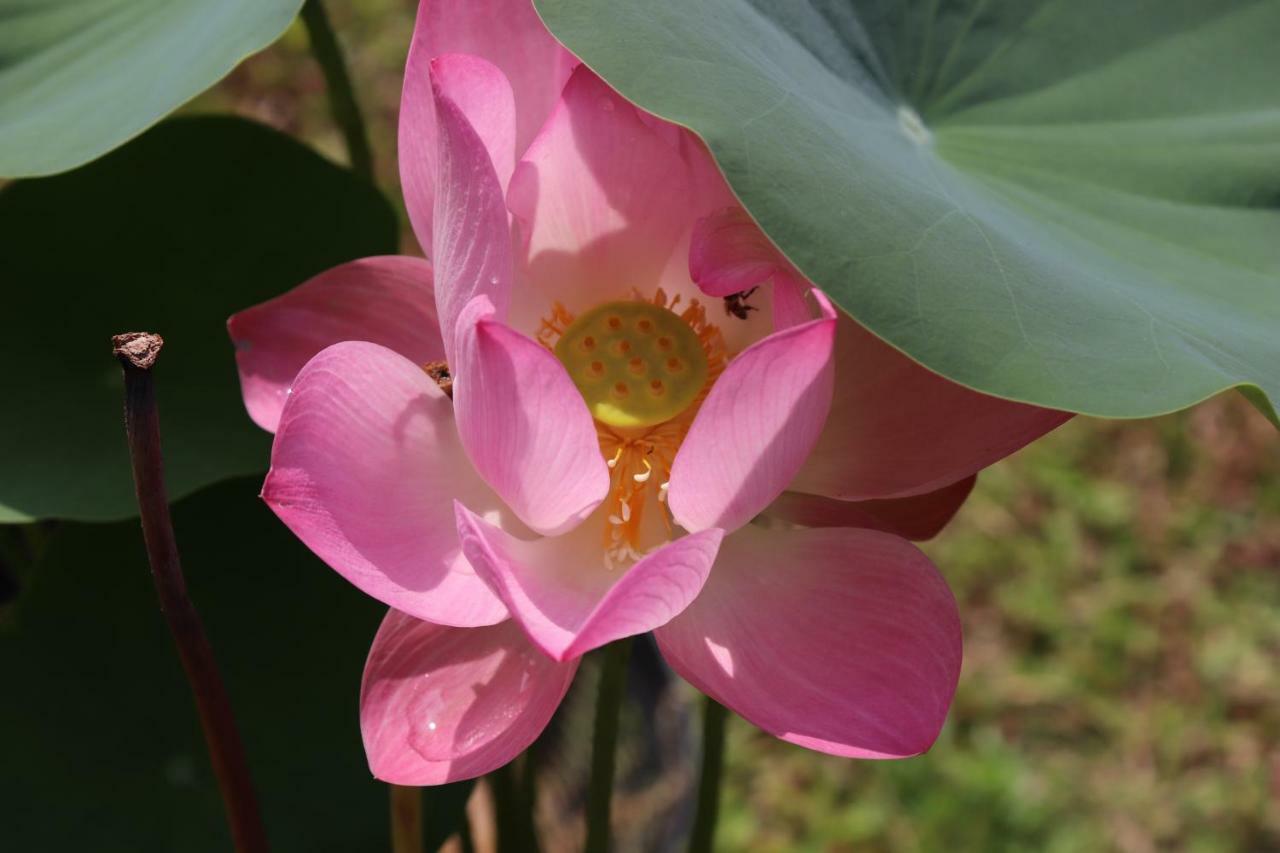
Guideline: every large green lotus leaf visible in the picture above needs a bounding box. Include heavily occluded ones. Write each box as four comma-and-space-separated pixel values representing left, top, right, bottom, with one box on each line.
537, 0, 1280, 423
0, 479, 472, 851
0, 0, 302, 177
0, 116, 398, 522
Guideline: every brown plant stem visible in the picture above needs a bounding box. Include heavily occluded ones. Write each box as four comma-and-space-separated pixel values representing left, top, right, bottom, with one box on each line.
390, 785, 424, 853
112, 332, 269, 853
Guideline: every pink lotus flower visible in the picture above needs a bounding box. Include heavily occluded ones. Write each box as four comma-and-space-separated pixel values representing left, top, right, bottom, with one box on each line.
228, 0, 1069, 784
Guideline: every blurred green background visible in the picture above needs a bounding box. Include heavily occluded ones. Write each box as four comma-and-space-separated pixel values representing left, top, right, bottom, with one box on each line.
22, 1, 1275, 850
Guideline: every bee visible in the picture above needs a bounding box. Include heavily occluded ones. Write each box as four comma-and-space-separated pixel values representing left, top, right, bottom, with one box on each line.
723, 286, 759, 320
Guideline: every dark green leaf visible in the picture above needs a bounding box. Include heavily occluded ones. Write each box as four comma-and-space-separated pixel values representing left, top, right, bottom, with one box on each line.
0, 115, 398, 522
0, 0, 302, 177
0, 478, 472, 851
537, 0, 1280, 423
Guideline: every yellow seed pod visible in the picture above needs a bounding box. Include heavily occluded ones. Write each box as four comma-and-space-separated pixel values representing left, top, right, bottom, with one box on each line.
555, 301, 708, 429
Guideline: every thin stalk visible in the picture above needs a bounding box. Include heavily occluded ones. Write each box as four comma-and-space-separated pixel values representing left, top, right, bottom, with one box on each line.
517, 749, 540, 850
584, 638, 633, 853
488, 762, 519, 852
489, 756, 540, 853
390, 785, 423, 853
687, 697, 729, 853
300, 0, 375, 182
112, 332, 269, 853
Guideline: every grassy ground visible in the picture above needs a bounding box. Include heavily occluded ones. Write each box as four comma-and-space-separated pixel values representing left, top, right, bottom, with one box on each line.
198, 5, 1280, 849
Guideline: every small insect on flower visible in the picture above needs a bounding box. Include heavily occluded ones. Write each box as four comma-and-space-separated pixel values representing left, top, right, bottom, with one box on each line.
723, 286, 760, 320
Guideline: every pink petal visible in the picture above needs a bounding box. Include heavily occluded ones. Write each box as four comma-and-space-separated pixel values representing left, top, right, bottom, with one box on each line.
769, 271, 815, 331
455, 502, 724, 662
655, 524, 962, 759
676, 133, 739, 223
668, 299, 837, 533
263, 341, 507, 627
361, 610, 577, 785
506, 70, 741, 318
766, 476, 977, 541
659, 133, 742, 314
418, 0, 574, 156
505, 68, 773, 350
452, 298, 608, 536
688, 206, 819, 332
429, 63, 514, 363
689, 206, 796, 298
400, 50, 517, 247
434, 54, 518, 192
791, 313, 1072, 500
227, 256, 441, 433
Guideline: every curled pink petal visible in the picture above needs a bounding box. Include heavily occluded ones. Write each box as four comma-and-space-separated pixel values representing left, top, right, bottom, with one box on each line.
669, 299, 837, 533
689, 206, 817, 332
227, 256, 442, 433
656, 524, 962, 759
399, 0, 572, 244
432, 54, 517, 190
263, 341, 507, 627
767, 476, 977, 541
430, 65, 514, 363
791, 312, 1072, 500
769, 270, 815, 331
361, 609, 577, 785
455, 502, 724, 662
452, 298, 608, 536
689, 206, 796, 298
401, 51, 515, 246
422, 0, 574, 158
